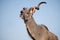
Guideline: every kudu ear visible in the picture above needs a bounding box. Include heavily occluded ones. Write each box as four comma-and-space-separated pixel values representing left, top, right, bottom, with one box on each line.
25, 7, 35, 20
29, 7, 35, 14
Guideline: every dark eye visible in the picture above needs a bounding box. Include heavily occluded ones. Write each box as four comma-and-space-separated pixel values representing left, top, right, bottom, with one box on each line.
27, 13, 29, 14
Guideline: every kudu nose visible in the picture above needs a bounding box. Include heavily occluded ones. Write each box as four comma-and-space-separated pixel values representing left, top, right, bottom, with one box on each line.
20, 11, 23, 13
23, 7, 26, 10
20, 10, 23, 17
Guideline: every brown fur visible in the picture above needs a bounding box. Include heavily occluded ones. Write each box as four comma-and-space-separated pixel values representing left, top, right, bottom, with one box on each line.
20, 2, 58, 40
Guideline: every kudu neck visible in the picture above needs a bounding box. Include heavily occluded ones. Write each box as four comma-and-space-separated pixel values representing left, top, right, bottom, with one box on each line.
24, 17, 37, 26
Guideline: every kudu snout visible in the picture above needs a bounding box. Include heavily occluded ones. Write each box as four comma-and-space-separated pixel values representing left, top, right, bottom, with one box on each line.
20, 2, 47, 19
20, 7, 27, 17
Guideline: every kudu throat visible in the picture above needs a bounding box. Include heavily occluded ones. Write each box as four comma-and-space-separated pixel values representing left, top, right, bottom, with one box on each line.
24, 17, 37, 40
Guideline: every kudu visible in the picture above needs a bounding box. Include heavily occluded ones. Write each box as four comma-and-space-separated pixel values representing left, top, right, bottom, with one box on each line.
20, 2, 58, 40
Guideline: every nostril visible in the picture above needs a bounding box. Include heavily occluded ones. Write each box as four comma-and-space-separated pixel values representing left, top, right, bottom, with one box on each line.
23, 7, 26, 10
20, 11, 23, 13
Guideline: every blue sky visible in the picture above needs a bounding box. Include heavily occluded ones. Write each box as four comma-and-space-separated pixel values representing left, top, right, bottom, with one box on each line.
0, 0, 60, 40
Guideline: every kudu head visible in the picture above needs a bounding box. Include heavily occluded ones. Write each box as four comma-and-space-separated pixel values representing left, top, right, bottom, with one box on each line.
20, 2, 46, 22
